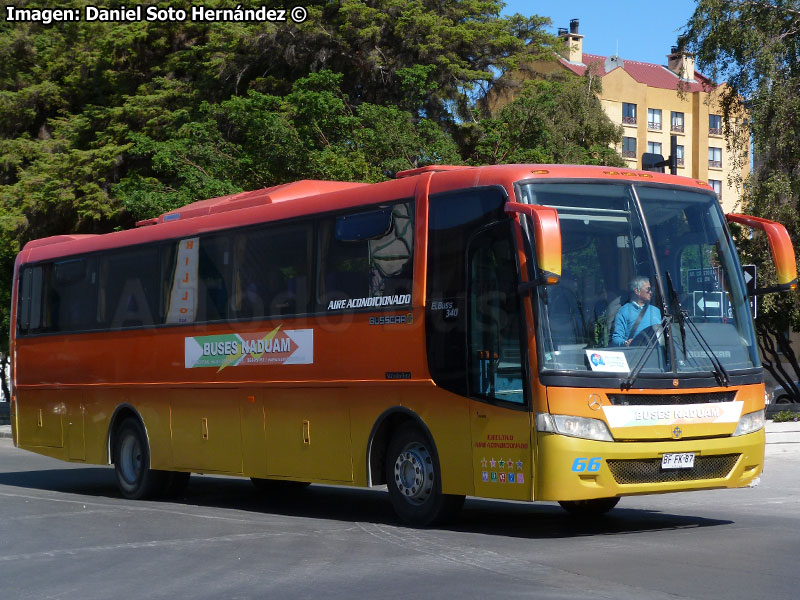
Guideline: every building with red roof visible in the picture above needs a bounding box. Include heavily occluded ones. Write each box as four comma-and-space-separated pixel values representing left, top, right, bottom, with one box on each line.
489, 19, 749, 212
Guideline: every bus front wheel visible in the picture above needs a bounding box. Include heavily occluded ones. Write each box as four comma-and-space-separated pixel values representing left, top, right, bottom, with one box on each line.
559, 497, 620, 516
385, 423, 464, 527
113, 418, 167, 500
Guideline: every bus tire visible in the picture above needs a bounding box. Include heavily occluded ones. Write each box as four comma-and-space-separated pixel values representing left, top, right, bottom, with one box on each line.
250, 478, 310, 494
113, 418, 167, 500
558, 497, 620, 516
385, 423, 464, 527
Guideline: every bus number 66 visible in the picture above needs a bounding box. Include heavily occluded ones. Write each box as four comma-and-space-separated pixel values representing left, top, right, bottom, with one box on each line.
572, 457, 602, 473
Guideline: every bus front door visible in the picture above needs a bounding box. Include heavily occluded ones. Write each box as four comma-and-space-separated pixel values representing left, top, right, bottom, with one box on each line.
467, 220, 533, 501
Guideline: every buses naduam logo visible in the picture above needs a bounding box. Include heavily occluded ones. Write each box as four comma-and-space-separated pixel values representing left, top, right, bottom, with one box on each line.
184, 327, 313, 371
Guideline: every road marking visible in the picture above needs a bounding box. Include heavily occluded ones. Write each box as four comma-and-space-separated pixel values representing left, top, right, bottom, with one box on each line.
0, 490, 255, 523
3, 509, 118, 522
0, 531, 303, 563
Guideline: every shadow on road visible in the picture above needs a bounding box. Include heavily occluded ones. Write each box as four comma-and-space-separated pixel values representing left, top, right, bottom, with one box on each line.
0, 466, 733, 538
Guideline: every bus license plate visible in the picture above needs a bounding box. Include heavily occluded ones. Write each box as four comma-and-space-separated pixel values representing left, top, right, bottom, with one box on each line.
661, 453, 695, 469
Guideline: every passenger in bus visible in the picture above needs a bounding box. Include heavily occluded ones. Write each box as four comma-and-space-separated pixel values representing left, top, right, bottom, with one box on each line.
611, 276, 661, 346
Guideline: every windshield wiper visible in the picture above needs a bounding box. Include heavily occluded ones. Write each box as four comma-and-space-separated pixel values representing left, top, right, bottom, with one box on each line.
664, 270, 730, 387
621, 315, 670, 390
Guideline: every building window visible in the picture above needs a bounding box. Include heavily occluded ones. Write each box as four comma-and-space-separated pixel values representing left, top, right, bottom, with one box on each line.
622, 136, 637, 158
647, 141, 662, 155
622, 103, 637, 125
676, 144, 685, 167
647, 108, 662, 131
671, 111, 685, 133
709, 114, 722, 136
709, 179, 722, 200
708, 147, 722, 169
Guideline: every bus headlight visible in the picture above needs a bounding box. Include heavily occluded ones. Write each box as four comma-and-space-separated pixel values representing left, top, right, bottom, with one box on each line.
733, 410, 765, 437
536, 413, 614, 442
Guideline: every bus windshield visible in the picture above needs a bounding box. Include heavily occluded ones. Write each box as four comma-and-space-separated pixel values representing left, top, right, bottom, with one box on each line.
518, 182, 759, 379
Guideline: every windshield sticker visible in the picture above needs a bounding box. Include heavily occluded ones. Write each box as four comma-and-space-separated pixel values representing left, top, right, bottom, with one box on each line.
603, 401, 744, 428
586, 350, 630, 373
327, 294, 411, 311
185, 327, 313, 370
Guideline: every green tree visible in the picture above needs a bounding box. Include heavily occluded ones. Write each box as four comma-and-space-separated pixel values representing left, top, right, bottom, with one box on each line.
683, 0, 800, 397
469, 72, 624, 166
116, 71, 462, 221
0, 1, 625, 400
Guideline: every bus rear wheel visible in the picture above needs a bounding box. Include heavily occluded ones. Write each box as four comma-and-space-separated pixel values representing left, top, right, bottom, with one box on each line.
113, 418, 167, 500
558, 497, 620, 516
386, 423, 464, 527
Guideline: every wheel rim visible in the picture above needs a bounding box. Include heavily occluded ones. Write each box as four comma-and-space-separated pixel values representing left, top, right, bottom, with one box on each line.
393, 441, 434, 505
119, 433, 143, 486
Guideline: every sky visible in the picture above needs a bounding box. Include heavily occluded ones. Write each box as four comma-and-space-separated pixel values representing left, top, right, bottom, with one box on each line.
502, 1, 699, 67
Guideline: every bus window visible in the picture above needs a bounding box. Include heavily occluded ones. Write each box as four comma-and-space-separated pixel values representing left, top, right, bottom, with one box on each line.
100, 250, 159, 329
197, 236, 231, 322
234, 223, 312, 318
36, 257, 99, 333
468, 221, 525, 404
317, 202, 413, 309
18, 265, 43, 333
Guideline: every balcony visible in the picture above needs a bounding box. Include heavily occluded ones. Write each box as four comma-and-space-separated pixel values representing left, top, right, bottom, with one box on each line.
647, 121, 661, 131
622, 116, 637, 125
671, 124, 684, 133
709, 160, 722, 169
709, 127, 722, 136
622, 150, 637, 159
676, 157, 685, 167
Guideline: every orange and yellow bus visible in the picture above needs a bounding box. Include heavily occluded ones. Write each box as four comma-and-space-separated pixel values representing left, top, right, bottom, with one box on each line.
9, 164, 797, 526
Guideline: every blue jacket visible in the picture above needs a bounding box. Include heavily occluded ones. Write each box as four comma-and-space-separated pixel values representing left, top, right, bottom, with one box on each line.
612, 302, 661, 346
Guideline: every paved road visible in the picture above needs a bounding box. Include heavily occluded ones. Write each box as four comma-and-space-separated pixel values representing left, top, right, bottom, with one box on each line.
1, 437, 799, 600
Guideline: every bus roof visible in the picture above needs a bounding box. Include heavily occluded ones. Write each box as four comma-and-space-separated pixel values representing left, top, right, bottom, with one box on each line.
19, 164, 713, 264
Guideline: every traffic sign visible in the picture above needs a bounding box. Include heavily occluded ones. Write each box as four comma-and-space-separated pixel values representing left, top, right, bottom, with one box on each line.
693, 291, 724, 318
743, 264, 757, 318
686, 267, 722, 292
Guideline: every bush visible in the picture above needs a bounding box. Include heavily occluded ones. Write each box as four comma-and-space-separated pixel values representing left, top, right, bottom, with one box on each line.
771, 409, 800, 423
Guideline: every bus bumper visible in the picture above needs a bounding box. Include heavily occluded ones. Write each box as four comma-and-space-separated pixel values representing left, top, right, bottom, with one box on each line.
535, 428, 765, 501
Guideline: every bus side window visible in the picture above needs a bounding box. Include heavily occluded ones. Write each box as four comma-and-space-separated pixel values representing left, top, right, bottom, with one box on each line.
317, 202, 413, 309
18, 266, 44, 334
197, 236, 231, 322
41, 258, 99, 333
99, 249, 159, 329
235, 223, 312, 319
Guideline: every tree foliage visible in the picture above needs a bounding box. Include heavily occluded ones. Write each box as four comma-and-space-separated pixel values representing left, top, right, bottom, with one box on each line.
683, 0, 800, 396
469, 72, 624, 166
0, 1, 626, 388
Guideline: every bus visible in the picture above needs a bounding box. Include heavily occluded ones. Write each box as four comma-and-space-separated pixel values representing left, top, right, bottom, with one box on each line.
9, 164, 797, 526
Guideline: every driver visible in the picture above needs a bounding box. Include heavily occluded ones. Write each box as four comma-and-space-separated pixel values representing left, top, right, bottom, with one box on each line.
611, 276, 661, 347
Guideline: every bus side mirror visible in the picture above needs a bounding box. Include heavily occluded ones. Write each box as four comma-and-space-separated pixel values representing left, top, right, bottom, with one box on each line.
726, 213, 798, 293
505, 202, 562, 285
